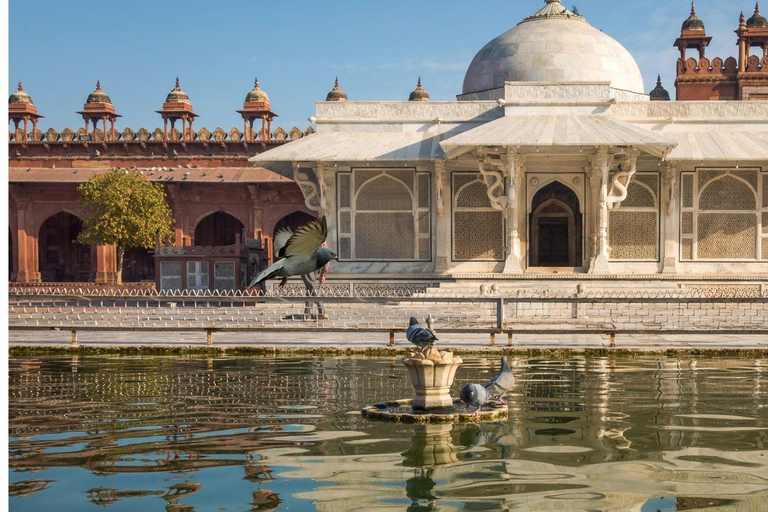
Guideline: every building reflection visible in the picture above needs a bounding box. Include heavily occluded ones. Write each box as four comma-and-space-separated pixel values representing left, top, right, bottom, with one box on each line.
251, 489, 281, 511
8, 355, 768, 511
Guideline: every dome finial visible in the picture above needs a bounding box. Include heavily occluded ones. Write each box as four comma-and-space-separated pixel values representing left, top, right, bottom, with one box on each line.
409, 77, 430, 101
174, 77, 180, 90
746, 4, 767, 27
96, 80, 101, 90
326, 78, 348, 101
254, 77, 259, 89
17, 81, 22, 91
691, 1, 696, 16
650, 75, 670, 101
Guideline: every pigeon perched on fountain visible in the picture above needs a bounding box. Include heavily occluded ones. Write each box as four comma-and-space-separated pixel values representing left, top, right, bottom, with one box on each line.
484, 356, 515, 405
406, 317, 438, 355
249, 216, 337, 287
459, 383, 488, 415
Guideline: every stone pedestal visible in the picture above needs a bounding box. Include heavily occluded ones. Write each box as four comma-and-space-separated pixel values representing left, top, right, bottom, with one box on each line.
402, 348, 463, 410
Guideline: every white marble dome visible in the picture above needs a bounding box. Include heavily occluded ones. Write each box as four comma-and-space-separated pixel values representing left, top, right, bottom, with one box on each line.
462, 0, 645, 96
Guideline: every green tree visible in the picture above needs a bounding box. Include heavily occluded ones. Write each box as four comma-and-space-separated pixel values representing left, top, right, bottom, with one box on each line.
77, 168, 175, 284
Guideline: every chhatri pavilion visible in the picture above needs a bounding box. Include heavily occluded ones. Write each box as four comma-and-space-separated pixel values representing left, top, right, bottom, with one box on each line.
252, 0, 768, 282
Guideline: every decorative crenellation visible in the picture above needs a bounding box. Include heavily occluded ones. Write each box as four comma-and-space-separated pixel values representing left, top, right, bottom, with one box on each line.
10, 125, 313, 144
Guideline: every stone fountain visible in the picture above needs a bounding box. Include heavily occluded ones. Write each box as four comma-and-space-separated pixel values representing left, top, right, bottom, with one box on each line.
362, 344, 508, 423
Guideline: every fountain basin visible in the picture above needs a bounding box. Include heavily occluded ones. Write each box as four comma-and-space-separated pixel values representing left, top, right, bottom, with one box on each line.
361, 399, 508, 424
402, 348, 463, 409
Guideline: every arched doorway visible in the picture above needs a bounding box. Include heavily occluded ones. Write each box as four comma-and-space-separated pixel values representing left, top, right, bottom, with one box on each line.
122, 248, 155, 283
194, 212, 244, 246
529, 182, 582, 267
38, 212, 91, 282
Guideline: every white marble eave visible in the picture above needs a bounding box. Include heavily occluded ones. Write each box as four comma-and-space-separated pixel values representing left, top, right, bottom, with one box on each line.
438, 114, 676, 159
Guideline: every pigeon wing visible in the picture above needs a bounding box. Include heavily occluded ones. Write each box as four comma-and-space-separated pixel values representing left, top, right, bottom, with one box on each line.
278, 216, 327, 258
249, 259, 286, 287
273, 227, 294, 258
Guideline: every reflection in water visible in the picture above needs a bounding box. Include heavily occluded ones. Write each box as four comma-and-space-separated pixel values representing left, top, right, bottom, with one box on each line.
8, 355, 768, 511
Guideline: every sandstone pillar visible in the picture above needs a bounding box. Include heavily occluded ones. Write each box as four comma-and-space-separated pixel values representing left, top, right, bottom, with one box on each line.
91, 244, 118, 284
12, 196, 41, 283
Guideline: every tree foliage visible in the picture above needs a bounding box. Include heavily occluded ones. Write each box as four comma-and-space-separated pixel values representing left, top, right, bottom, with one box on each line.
77, 168, 175, 282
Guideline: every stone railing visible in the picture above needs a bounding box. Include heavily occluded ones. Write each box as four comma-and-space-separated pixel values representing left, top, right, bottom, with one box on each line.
7, 293, 768, 342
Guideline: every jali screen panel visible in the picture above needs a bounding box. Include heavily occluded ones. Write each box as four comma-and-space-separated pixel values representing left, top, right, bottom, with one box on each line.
452, 172, 505, 261
680, 168, 765, 261
608, 173, 659, 261
336, 169, 430, 261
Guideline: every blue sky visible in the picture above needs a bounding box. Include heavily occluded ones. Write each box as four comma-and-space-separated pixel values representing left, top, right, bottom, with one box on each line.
9, 0, 744, 132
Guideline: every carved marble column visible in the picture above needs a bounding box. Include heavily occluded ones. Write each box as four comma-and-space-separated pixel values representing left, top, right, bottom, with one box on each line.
503, 150, 523, 274
589, 148, 610, 274
433, 160, 451, 273
661, 162, 679, 274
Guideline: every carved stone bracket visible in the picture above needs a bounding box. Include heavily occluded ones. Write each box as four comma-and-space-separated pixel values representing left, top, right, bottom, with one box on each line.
607, 149, 639, 210
476, 150, 508, 213
292, 162, 324, 216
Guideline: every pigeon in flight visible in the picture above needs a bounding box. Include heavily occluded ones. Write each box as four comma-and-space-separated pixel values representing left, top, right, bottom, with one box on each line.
484, 356, 515, 405
459, 383, 488, 415
249, 216, 337, 287
406, 317, 438, 354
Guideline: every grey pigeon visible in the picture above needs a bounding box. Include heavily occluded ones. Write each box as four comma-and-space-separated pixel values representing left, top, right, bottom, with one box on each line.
460, 383, 488, 415
406, 317, 438, 354
484, 356, 515, 405
249, 216, 337, 287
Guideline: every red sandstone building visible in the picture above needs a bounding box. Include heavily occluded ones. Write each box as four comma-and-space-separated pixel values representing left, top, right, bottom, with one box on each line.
9, 3, 768, 287
8, 78, 316, 286
674, 3, 768, 100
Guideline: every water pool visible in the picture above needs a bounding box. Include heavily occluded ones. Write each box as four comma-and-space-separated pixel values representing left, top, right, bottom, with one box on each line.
9, 355, 768, 511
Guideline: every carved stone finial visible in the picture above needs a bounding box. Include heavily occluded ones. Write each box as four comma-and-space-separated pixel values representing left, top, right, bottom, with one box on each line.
409, 77, 430, 101
326, 77, 348, 101
756, 2, 761, 15
96, 80, 101, 90
691, 1, 696, 16
254, 77, 259, 89
174, 77, 181, 90
17, 81, 22, 91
